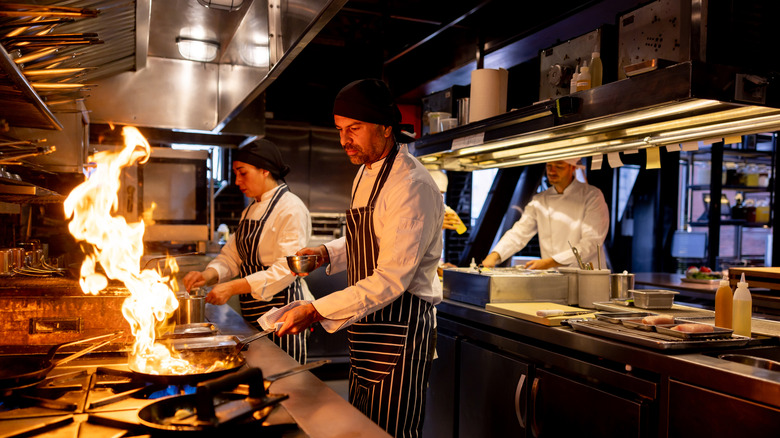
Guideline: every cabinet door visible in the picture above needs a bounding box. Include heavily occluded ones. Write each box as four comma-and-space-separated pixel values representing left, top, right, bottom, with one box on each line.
423, 332, 457, 438
530, 369, 644, 437
458, 340, 528, 438
668, 379, 780, 437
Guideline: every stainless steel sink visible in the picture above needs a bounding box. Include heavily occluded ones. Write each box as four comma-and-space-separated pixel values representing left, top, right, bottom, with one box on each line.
718, 354, 780, 371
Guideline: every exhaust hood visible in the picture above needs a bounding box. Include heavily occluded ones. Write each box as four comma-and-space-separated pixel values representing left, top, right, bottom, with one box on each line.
410, 61, 780, 171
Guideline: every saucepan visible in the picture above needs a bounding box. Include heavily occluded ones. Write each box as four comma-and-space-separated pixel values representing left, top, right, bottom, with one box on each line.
137, 360, 330, 432
0, 331, 123, 390
127, 329, 276, 385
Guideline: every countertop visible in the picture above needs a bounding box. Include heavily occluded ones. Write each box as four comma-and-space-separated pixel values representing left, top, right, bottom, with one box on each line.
436, 299, 780, 410
207, 303, 391, 438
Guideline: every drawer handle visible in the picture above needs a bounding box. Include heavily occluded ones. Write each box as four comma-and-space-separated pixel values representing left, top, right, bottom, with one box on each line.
531, 376, 540, 437
514, 373, 527, 428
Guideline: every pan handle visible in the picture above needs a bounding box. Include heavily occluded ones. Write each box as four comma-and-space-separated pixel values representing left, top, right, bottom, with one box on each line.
264, 359, 331, 383
49, 331, 124, 366
196, 367, 266, 424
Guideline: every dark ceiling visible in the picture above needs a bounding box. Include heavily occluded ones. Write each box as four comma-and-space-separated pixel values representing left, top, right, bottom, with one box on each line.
264, 0, 612, 127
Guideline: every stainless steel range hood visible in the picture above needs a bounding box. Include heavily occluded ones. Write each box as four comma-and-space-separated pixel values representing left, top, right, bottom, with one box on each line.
84, 0, 346, 135
410, 61, 780, 171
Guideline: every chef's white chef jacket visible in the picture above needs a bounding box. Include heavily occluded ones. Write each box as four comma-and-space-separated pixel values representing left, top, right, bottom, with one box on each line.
208, 185, 312, 301
491, 179, 609, 267
315, 145, 444, 331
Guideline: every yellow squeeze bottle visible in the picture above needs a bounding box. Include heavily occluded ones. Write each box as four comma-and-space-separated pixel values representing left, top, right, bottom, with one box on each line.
714, 274, 732, 328
445, 205, 467, 234
732, 273, 752, 337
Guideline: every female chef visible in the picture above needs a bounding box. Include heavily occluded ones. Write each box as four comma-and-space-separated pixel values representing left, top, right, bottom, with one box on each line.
183, 139, 312, 363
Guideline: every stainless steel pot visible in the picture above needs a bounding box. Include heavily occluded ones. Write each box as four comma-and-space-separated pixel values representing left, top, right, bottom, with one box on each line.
177, 288, 206, 324
610, 272, 635, 299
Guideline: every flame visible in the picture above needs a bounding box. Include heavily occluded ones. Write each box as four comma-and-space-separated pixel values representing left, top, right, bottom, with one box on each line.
64, 126, 202, 374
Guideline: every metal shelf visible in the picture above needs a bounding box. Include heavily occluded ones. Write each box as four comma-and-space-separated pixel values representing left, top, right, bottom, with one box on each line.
0, 43, 62, 130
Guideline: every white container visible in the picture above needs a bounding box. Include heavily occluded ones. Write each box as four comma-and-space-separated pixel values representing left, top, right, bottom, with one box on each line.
428, 112, 451, 134
439, 117, 458, 132
577, 269, 610, 308
558, 267, 579, 305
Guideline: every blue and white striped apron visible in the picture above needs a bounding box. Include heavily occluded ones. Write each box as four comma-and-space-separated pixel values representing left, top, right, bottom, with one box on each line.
345, 146, 436, 438
236, 184, 307, 364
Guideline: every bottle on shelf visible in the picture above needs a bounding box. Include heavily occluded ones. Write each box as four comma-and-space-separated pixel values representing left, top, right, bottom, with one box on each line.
590, 48, 603, 88
576, 60, 591, 91
569, 64, 580, 94
732, 273, 752, 337
714, 274, 732, 328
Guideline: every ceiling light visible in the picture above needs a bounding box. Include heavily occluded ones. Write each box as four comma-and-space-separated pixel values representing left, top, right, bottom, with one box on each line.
196, 0, 244, 12
176, 36, 219, 62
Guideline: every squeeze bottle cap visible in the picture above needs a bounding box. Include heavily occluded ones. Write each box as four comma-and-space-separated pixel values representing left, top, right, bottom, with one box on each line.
592, 51, 600, 58
719, 273, 729, 287
737, 273, 748, 288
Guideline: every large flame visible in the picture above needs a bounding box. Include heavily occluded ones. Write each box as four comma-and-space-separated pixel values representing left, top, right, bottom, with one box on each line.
64, 126, 204, 374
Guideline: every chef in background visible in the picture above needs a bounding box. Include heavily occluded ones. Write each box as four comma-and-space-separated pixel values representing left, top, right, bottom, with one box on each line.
183, 139, 311, 364
481, 159, 609, 269
273, 78, 443, 438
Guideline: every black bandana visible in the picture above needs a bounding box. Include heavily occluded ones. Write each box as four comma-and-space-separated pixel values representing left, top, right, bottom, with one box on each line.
333, 79, 415, 143
234, 138, 290, 180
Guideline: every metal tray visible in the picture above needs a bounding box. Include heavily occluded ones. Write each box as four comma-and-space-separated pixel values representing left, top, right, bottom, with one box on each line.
620, 318, 659, 331
595, 312, 656, 324
655, 323, 734, 339
680, 276, 721, 285
159, 323, 218, 339
567, 319, 750, 351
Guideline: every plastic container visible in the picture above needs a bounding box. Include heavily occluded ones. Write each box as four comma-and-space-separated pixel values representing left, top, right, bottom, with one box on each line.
630, 289, 679, 309
427, 112, 451, 134
576, 61, 591, 91
732, 273, 752, 337
590, 50, 603, 87
439, 117, 458, 132
714, 276, 733, 328
569, 65, 579, 94
577, 269, 610, 308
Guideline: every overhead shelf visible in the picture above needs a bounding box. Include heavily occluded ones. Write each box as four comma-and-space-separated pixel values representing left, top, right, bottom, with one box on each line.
409, 61, 780, 171
0, 43, 62, 131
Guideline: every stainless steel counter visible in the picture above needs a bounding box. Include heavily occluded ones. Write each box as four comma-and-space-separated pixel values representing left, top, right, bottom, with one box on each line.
436, 299, 780, 410
208, 303, 391, 438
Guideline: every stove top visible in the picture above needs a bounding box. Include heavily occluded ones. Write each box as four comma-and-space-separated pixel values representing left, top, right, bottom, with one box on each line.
0, 356, 305, 437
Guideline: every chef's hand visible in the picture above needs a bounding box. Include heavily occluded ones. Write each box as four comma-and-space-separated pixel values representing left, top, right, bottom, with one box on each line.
275, 303, 324, 336
481, 252, 501, 268
205, 278, 250, 305
292, 245, 329, 277
442, 210, 461, 230
524, 257, 561, 270
183, 268, 218, 292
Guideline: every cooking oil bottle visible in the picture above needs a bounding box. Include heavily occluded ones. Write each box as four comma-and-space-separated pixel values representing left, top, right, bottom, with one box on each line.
590, 48, 603, 87
732, 273, 752, 337
714, 274, 732, 328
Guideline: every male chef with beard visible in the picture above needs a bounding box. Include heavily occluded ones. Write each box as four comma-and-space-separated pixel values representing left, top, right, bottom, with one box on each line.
273, 78, 444, 438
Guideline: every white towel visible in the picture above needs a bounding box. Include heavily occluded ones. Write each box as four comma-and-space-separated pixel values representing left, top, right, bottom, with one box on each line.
257, 300, 345, 333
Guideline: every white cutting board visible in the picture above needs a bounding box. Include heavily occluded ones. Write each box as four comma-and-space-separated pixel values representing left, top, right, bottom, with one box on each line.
486, 302, 596, 326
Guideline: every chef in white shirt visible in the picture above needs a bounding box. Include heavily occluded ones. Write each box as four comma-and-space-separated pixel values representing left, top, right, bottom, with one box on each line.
273, 78, 443, 438
183, 139, 311, 364
481, 159, 609, 270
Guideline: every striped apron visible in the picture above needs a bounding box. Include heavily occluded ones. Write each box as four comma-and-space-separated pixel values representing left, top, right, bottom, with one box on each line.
236, 184, 307, 364
345, 146, 436, 438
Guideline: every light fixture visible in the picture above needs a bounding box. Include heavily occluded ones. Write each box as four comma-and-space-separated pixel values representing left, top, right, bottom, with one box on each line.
196, 0, 244, 12
176, 36, 219, 62
240, 43, 270, 67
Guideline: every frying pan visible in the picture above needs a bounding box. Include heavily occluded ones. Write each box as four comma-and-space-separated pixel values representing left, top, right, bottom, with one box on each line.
127, 329, 275, 385
137, 360, 329, 432
0, 331, 123, 390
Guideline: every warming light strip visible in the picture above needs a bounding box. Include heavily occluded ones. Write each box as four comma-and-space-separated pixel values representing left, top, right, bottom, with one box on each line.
430, 101, 780, 170
473, 111, 780, 169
